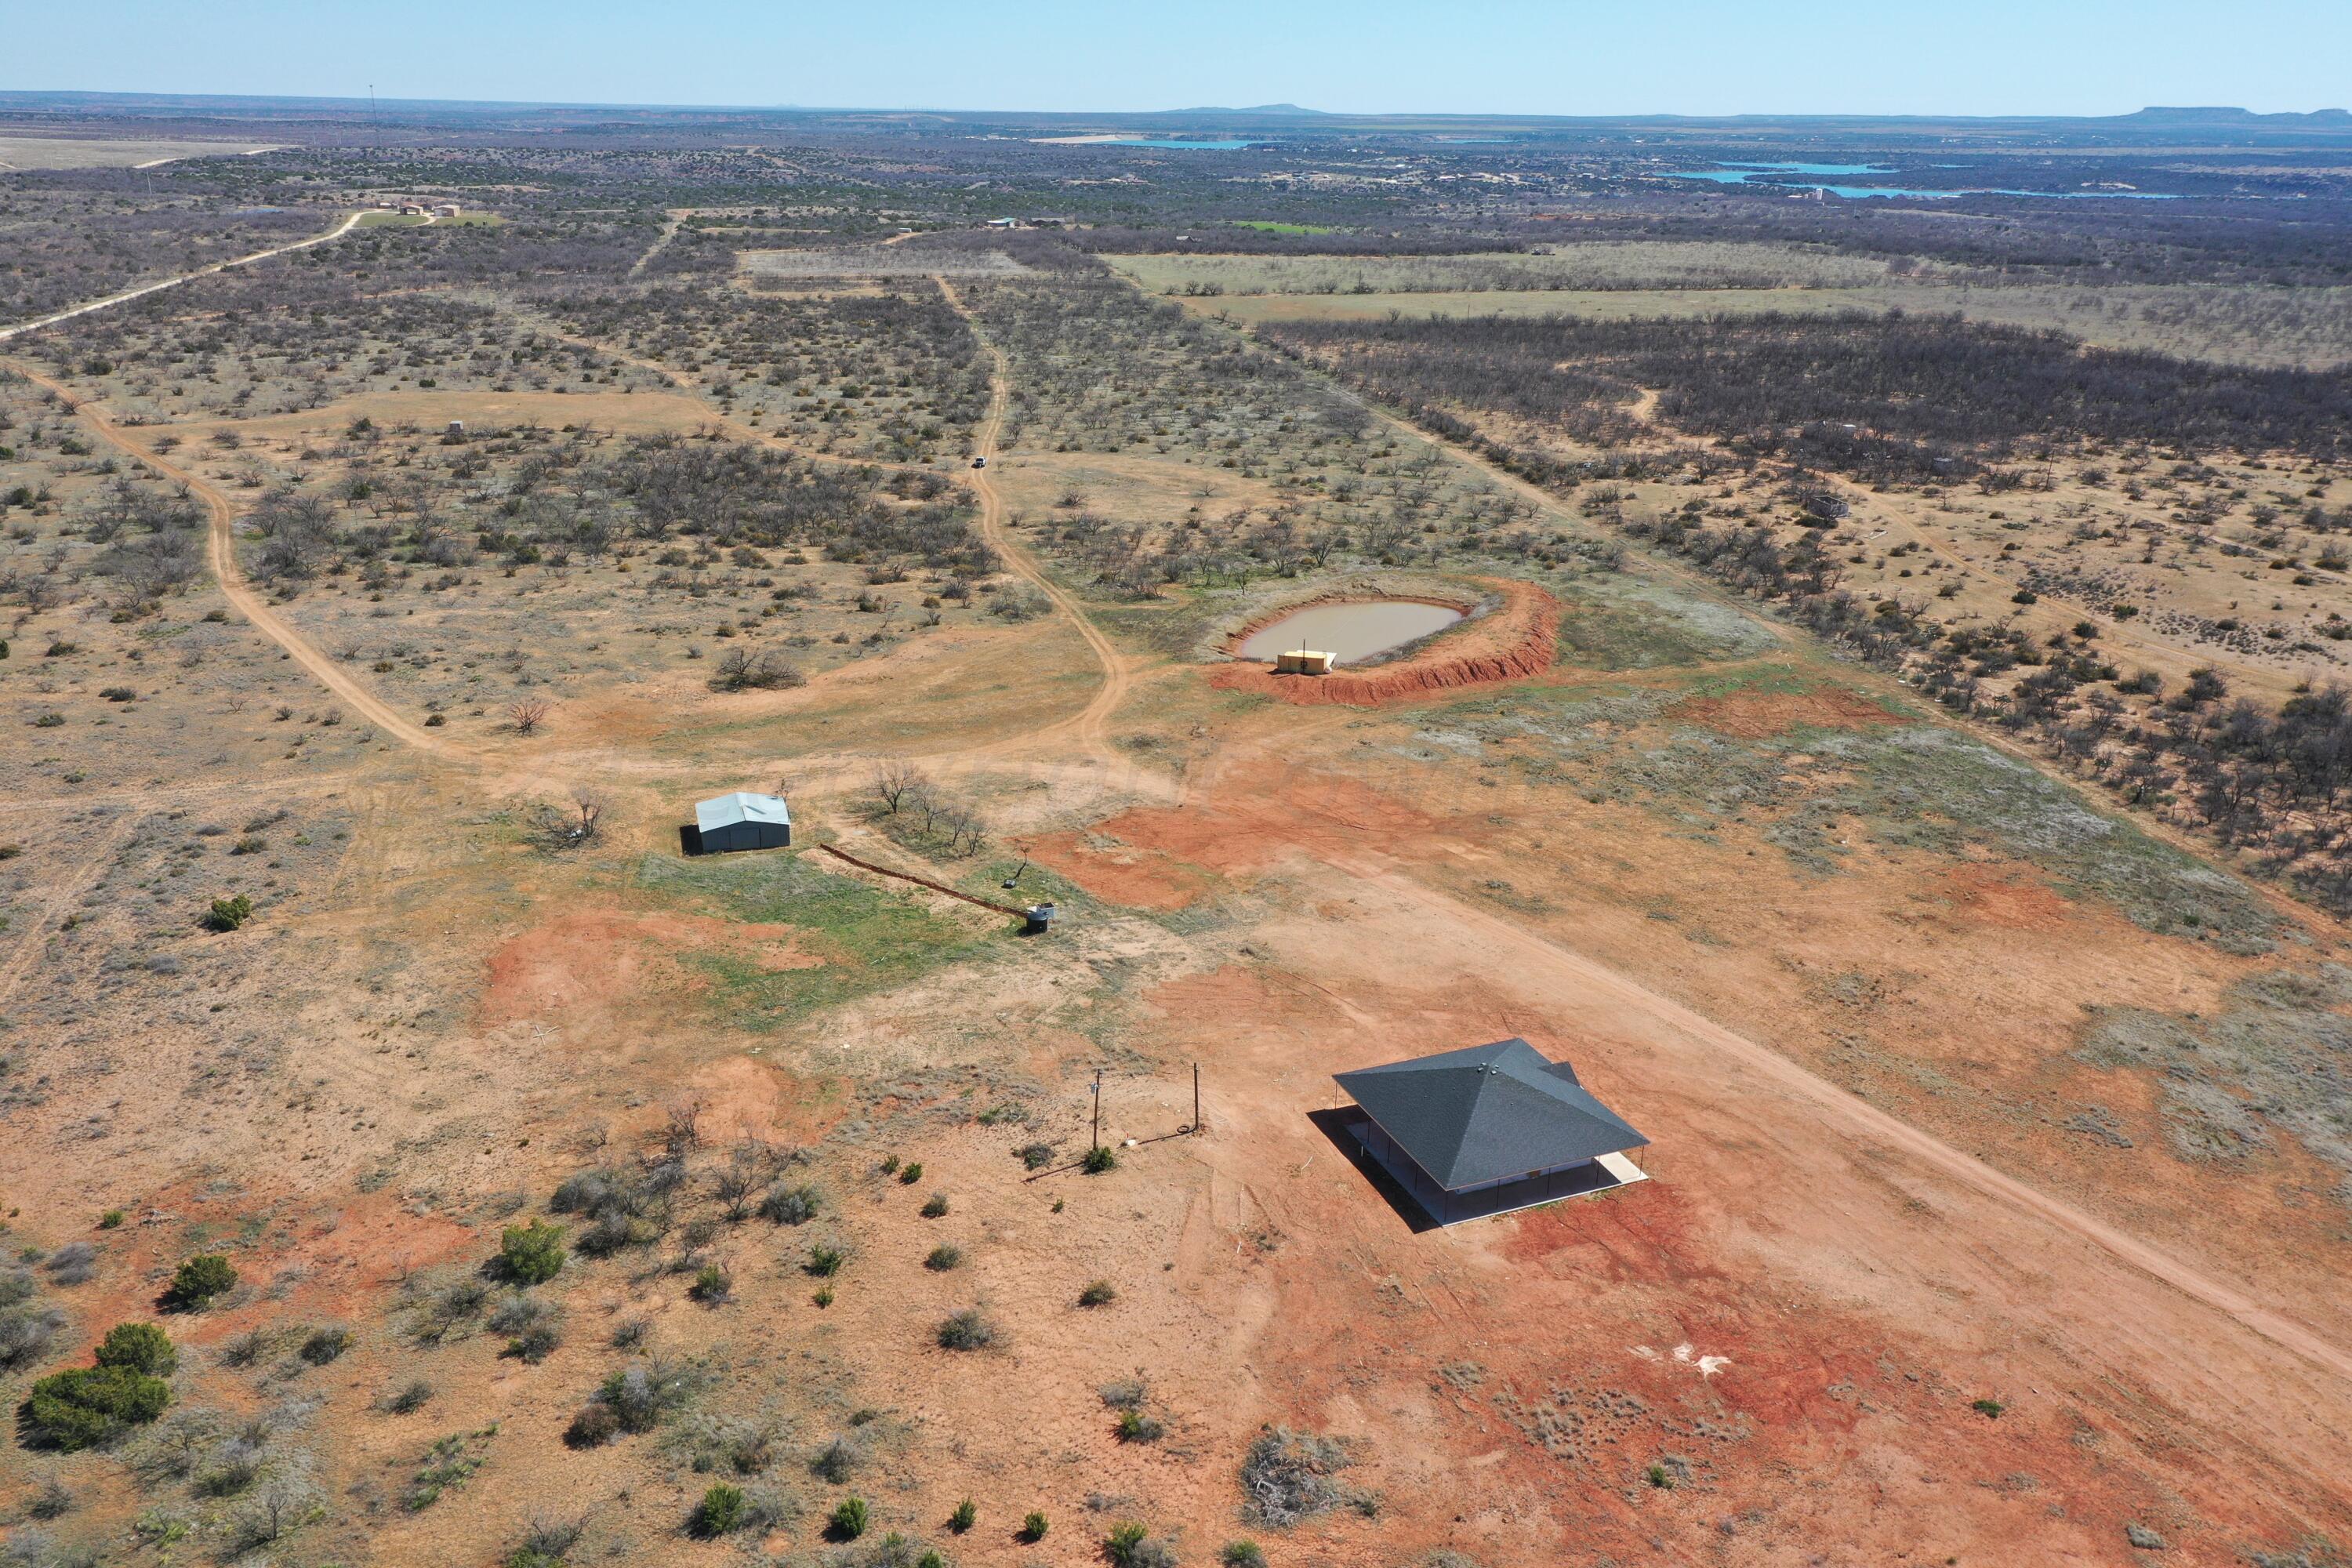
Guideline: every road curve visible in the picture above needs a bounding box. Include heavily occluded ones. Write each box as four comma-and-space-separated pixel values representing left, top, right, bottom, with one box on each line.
0, 209, 365, 343
935, 277, 1131, 767
8, 361, 451, 756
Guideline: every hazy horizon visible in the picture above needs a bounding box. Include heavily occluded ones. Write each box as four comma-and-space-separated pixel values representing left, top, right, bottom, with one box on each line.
5, 0, 2347, 121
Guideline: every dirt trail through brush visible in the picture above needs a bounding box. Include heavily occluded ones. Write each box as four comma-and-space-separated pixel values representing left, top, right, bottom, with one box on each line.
0, 209, 364, 341
936, 277, 1131, 769
7, 362, 452, 756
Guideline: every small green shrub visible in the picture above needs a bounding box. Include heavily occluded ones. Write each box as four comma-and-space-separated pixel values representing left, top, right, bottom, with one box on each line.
1223, 1542, 1268, 1567
95, 1322, 177, 1377
829, 1496, 869, 1540
924, 1245, 963, 1272
162, 1254, 237, 1310
920, 1192, 950, 1218
693, 1482, 747, 1537
498, 1221, 567, 1285
1116, 1408, 1166, 1443
1105, 1522, 1151, 1565
202, 895, 253, 932
898, 1162, 924, 1185
98, 1209, 124, 1229
949, 1498, 977, 1533
811, 1286, 835, 1308
1645, 1462, 1674, 1489
1082, 1145, 1118, 1174
299, 1325, 355, 1365
690, 1263, 733, 1304
1021, 1511, 1050, 1542
27, 1364, 172, 1450
1971, 1398, 2005, 1418
1078, 1279, 1116, 1308
936, 1308, 995, 1352
807, 1243, 846, 1277
1019, 1142, 1055, 1170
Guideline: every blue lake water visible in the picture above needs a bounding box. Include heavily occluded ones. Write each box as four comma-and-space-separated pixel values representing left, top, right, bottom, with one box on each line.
1096, 138, 1256, 150
1670, 162, 2178, 199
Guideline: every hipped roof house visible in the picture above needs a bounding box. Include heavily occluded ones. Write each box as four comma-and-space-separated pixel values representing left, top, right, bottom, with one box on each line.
1334, 1038, 1648, 1225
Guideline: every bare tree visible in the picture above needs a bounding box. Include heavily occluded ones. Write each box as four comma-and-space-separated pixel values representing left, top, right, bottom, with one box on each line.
663, 1098, 706, 1158
871, 758, 926, 815
531, 791, 604, 851
508, 699, 552, 735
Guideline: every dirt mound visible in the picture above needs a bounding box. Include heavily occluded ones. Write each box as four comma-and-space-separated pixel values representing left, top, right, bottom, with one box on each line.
1210, 579, 1559, 707
1672, 684, 1903, 738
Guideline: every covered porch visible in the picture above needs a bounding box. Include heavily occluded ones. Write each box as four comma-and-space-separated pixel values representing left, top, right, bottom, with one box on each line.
1341, 1106, 1647, 1227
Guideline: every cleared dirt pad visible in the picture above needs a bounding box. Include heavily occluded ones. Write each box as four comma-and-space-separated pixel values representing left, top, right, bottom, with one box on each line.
1671, 684, 1906, 737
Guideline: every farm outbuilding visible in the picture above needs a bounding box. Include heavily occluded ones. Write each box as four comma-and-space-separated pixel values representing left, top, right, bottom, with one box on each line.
1333, 1037, 1649, 1226
690, 792, 792, 855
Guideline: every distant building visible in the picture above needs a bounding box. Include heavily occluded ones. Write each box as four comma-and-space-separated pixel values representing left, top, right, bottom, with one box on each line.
691, 792, 792, 855
434, 203, 461, 216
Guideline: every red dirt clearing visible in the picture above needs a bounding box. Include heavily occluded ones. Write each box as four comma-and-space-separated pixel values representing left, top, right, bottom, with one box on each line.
1671, 684, 1905, 738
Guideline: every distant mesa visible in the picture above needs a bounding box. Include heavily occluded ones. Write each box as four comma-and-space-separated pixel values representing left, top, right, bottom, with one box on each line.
1163, 103, 1327, 116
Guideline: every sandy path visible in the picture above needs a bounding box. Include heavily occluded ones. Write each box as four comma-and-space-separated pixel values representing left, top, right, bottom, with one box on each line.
6, 361, 452, 757
0, 209, 363, 342
936, 277, 1132, 768
626, 209, 685, 279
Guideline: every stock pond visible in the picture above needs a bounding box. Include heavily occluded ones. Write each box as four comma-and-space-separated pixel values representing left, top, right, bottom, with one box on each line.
1236, 601, 1465, 663
1671, 161, 2178, 199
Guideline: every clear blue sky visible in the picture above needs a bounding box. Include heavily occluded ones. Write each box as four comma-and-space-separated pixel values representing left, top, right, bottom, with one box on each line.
6, 0, 2346, 118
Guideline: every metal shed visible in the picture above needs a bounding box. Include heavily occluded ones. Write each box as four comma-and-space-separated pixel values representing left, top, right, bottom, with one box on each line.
692, 792, 792, 855
1334, 1038, 1649, 1226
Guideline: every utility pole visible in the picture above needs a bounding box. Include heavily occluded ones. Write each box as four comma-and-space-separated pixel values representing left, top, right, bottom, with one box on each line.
1192, 1063, 1203, 1135
1091, 1069, 1103, 1153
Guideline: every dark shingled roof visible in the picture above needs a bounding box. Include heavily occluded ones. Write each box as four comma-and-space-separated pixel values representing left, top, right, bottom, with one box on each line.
1334, 1038, 1648, 1191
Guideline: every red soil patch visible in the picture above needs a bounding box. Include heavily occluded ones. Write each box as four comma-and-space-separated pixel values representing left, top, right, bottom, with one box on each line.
481, 902, 818, 1025
1209, 578, 1558, 707
1026, 829, 1215, 909
1937, 862, 2078, 933
1671, 684, 1904, 738
1094, 771, 1445, 880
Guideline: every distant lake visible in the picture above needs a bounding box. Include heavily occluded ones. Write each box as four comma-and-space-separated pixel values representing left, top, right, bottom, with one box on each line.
1096, 138, 1257, 150
1670, 162, 2179, 200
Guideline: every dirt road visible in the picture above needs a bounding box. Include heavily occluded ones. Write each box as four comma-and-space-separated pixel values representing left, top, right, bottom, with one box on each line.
1323, 848, 2352, 1386
6, 361, 452, 756
0, 209, 364, 342
936, 278, 1132, 768
933, 301, 2352, 1389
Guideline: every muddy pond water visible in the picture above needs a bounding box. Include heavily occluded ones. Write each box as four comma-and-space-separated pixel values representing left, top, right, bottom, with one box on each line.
1236, 601, 1465, 664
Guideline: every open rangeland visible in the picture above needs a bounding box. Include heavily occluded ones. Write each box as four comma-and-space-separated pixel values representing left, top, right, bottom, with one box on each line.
4, 111, 2352, 1568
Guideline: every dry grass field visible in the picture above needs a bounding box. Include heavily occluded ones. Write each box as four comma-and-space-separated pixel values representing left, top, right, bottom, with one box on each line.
1114, 252, 2352, 369
0, 138, 281, 172
5, 127, 2352, 1568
